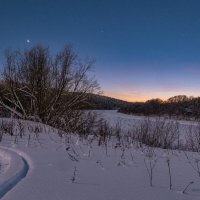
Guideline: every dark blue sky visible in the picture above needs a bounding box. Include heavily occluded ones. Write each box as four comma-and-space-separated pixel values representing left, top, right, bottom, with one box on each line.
1, 0, 200, 101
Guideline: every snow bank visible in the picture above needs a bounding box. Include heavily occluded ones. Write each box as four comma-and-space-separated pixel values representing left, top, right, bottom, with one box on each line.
0, 147, 32, 198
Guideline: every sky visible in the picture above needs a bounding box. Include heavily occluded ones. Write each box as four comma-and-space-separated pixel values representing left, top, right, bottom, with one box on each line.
1, 0, 200, 102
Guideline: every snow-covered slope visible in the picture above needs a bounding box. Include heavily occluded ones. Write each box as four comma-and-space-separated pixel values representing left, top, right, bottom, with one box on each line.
0, 111, 200, 200
0, 147, 31, 198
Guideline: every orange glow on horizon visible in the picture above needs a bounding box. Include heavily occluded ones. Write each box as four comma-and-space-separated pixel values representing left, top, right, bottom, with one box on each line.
105, 94, 147, 102
103, 91, 151, 102
104, 90, 200, 103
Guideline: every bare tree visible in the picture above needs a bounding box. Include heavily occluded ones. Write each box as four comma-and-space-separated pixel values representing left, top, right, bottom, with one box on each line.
0, 45, 99, 131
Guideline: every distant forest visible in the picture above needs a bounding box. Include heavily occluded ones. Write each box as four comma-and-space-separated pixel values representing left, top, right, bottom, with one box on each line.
85, 94, 132, 110
119, 95, 200, 119
85, 94, 200, 120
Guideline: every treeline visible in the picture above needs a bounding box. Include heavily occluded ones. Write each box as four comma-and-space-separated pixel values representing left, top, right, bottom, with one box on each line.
84, 94, 132, 110
119, 95, 200, 119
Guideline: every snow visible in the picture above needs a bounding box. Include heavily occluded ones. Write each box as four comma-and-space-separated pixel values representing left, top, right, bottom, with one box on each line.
0, 147, 29, 198
0, 110, 200, 200
96, 110, 200, 127
96, 110, 199, 141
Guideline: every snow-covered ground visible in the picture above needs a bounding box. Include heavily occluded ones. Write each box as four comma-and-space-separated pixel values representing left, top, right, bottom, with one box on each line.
96, 110, 199, 127
0, 111, 200, 200
96, 110, 199, 141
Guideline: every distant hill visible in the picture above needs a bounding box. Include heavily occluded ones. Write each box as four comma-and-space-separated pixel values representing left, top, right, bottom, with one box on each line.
84, 94, 133, 110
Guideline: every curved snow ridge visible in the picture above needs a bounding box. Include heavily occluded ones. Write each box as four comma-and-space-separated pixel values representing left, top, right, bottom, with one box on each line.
0, 147, 33, 199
